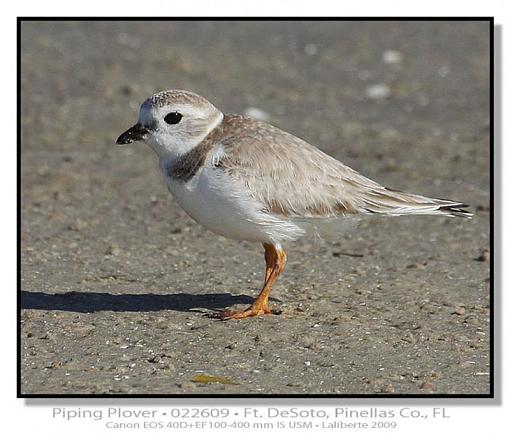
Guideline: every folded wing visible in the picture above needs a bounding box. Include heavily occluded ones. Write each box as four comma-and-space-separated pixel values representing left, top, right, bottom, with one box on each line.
215, 115, 471, 219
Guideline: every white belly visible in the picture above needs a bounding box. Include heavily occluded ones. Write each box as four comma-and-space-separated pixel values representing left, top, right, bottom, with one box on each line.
162, 163, 305, 244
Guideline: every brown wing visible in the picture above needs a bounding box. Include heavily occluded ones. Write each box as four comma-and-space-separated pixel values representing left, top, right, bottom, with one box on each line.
215, 115, 470, 218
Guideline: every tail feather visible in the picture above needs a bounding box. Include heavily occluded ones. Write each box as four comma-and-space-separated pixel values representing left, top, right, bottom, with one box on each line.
357, 186, 472, 218
437, 203, 472, 218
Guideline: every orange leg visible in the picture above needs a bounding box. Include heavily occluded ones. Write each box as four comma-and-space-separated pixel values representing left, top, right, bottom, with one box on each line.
219, 243, 287, 320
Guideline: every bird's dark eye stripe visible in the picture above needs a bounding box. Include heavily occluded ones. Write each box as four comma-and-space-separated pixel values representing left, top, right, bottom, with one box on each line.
164, 112, 183, 124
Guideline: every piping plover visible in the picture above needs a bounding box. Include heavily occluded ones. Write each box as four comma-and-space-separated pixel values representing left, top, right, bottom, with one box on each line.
116, 89, 471, 320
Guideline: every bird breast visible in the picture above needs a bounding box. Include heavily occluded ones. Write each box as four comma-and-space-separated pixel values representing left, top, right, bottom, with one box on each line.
160, 159, 306, 244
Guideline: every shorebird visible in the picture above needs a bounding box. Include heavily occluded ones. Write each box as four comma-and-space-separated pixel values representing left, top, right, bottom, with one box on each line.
116, 89, 470, 320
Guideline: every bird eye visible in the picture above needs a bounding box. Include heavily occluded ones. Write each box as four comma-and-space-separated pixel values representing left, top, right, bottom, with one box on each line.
164, 112, 183, 125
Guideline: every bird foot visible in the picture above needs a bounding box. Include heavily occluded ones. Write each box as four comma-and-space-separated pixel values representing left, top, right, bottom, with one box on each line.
214, 305, 272, 320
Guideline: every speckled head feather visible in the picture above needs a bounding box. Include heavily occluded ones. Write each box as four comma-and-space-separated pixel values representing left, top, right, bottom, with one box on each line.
145, 89, 212, 109
134, 89, 224, 158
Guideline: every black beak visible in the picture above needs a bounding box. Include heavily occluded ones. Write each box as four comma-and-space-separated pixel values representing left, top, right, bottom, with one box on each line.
116, 123, 149, 145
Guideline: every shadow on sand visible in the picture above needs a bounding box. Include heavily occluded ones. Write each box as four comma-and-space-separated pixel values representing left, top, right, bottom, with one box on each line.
20, 290, 255, 314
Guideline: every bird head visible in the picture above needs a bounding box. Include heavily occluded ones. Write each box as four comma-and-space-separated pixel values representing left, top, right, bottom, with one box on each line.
116, 89, 223, 158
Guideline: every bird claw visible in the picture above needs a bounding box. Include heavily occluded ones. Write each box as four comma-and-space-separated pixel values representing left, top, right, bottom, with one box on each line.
211, 306, 272, 320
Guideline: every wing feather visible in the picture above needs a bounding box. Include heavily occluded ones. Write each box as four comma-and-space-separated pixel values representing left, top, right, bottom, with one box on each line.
214, 115, 470, 219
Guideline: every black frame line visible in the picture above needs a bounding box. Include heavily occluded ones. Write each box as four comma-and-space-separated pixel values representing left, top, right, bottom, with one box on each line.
17, 16, 495, 399
18, 16, 493, 21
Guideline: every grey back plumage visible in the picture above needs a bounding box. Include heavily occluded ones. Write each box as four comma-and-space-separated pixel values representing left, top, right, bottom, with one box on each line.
210, 115, 470, 219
